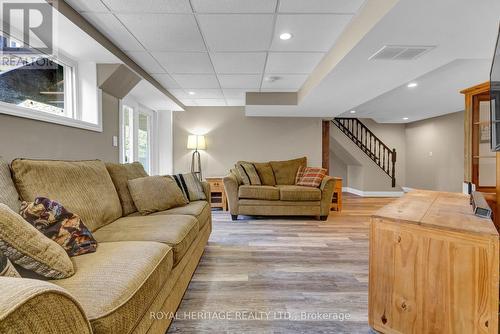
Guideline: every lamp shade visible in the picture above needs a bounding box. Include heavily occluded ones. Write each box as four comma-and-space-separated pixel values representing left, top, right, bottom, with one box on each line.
187, 135, 206, 150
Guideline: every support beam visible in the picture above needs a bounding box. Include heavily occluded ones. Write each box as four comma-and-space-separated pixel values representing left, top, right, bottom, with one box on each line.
322, 120, 330, 174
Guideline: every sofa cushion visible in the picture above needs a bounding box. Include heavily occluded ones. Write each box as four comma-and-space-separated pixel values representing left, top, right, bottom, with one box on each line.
53, 241, 173, 334
11, 159, 122, 232
105, 162, 148, 216
0, 204, 74, 279
93, 215, 198, 265
0, 158, 21, 212
278, 185, 322, 201
0, 258, 20, 277
150, 201, 211, 231
296, 167, 327, 188
270, 157, 307, 185
20, 197, 97, 257
238, 161, 276, 186
128, 176, 188, 215
235, 163, 261, 185
170, 173, 206, 202
238, 185, 280, 200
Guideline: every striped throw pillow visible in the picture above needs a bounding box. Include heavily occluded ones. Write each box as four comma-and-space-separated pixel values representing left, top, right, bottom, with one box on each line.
295, 167, 327, 188
170, 173, 206, 202
235, 163, 261, 185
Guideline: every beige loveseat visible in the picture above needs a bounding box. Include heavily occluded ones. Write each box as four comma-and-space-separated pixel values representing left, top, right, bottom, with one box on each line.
0, 159, 211, 334
223, 157, 336, 221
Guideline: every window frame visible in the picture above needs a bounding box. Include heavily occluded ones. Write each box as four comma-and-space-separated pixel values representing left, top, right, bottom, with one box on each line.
119, 97, 158, 174
0, 52, 103, 132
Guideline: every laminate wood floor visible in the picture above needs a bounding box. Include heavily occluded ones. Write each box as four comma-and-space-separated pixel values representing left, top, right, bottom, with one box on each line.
168, 194, 395, 334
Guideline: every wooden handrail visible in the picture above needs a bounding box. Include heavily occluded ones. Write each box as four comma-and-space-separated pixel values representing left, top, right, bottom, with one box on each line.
332, 118, 397, 188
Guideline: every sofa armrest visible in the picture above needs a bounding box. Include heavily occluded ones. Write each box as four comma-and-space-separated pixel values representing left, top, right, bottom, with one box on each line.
0, 277, 92, 334
201, 181, 211, 204
223, 173, 240, 215
319, 176, 335, 217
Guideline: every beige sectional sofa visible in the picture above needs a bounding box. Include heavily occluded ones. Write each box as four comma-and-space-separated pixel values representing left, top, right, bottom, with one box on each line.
0, 159, 211, 334
223, 157, 336, 221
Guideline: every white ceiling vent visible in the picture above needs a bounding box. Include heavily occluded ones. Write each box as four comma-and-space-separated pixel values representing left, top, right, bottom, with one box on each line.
369, 45, 435, 61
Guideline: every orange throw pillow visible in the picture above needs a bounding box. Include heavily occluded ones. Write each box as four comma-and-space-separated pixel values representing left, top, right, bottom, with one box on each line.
296, 167, 327, 188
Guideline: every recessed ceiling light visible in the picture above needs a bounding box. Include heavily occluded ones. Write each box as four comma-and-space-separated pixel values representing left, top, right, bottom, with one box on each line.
407, 82, 418, 88
264, 76, 281, 83
188, 91, 196, 95
403, 117, 409, 120
279, 32, 293, 40
350, 110, 356, 114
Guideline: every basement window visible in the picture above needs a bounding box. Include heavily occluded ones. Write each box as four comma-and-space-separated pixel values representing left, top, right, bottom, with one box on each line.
0, 34, 101, 131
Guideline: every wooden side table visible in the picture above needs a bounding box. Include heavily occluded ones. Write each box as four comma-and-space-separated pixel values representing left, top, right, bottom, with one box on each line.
205, 177, 227, 211
331, 177, 343, 212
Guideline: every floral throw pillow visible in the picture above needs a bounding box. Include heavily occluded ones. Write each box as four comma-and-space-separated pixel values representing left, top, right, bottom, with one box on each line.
20, 197, 97, 257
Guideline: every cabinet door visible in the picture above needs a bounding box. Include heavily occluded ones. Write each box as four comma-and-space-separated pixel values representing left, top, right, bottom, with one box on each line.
369, 219, 498, 334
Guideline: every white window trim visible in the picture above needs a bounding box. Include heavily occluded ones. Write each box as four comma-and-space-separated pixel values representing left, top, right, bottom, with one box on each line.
0, 52, 103, 132
119, 97, 158, 174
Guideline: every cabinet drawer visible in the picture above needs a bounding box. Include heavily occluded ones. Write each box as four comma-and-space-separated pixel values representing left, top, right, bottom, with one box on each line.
208, 181, 223, 191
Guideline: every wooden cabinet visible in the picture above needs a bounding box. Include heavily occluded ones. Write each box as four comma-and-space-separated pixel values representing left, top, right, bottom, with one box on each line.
205, 177, 227, 211
369, 190, 499, 334
331, 177, 343, 212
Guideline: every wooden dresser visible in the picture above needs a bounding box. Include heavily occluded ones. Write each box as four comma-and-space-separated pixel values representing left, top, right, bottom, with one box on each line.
369, 190, 499, 334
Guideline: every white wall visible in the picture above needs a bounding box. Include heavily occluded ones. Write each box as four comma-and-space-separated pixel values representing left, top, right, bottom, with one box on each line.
405, 111, 464, 192
172, 107, 322, 177
158, 110, 173, 175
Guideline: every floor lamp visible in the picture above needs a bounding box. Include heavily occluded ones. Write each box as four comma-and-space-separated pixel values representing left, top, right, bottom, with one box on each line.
187, 135, 206, 181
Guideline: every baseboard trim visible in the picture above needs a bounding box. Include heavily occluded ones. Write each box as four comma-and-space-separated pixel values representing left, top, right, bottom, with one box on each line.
342, 187, 404, 197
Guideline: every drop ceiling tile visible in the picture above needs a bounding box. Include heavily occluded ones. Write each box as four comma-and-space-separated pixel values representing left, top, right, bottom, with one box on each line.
126, 51, 166, 73
279, 0, 365, 13
151, 52, 214, 74
261, 74, 308, 90
197, 14, 274, 51
212, 53, 266, 74
191, 0, 277, 13
179, 99, 198, 106
271, 14, 352, 52
65, 0, 109, 12
169, 89, 188, 99
222, 89, 247, 99
194, 99, 227, 106
226, 98, 245, 106
101, 0, 191, 13
266, 52, 324, 74
117, 14, 205, 51
171, 74, 220, 88
182, 89, 224, 98
82, 13, 144, 51
152, 74, 181, 89
218, 74, 261, 89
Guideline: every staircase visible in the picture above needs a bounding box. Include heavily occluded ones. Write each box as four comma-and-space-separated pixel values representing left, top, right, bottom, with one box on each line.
332, 118, 397, 187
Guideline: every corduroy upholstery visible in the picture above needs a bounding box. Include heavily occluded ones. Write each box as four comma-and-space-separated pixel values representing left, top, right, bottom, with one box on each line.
11, 159, 122, 231
0, 204, 74, 279
2, 160, 212, 334
223, 159, 336, 220
53, 241, 173, 334
1, 258, 20, 277
150, 200, 211, 231
0, 277, 92, 334
238, 185, 280, 200
93, 215, 198, 265
105, 162, 148, 216
0, 158, 21, 212
269, 157, 307, 185
277, 185, 322, 201
128, 176, 188, 215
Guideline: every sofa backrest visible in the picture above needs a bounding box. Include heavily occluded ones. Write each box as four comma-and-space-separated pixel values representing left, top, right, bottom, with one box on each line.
11, 159, 122, 232
269, 157, 307, 185
0, 158, 21, 212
